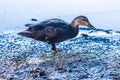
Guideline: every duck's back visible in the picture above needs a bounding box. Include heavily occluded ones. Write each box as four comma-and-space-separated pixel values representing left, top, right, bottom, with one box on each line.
32, 19, 69, 28
25, 19, 78, 43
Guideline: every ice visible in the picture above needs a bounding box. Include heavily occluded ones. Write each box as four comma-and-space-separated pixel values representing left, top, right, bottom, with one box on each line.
0, 28, 120, 80
0, 0, 120, 79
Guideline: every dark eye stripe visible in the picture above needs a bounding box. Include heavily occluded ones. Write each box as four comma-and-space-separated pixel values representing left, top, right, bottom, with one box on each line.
81, 19, 87, 21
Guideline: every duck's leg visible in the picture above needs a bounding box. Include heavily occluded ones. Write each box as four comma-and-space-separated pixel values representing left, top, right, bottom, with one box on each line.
51, 44, 57, 54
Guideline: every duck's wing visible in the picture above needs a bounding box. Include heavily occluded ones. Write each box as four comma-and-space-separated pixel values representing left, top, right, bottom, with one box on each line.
26, 18, 70, 34
26, 19, 69, 30
25, 19, 71, 42
40, 18, 69, 28
41, 19, 71, 43
43, 25, 70, 43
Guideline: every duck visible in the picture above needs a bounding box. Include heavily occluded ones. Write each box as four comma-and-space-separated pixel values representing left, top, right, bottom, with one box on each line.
18, 15, 96, 53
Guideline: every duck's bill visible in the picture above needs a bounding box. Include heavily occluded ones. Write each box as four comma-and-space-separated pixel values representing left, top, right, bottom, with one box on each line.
88, 23, 96, 30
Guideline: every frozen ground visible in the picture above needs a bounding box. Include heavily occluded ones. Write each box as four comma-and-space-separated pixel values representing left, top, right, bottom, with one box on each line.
0, 28, 120, 80
0, 0, 120, 80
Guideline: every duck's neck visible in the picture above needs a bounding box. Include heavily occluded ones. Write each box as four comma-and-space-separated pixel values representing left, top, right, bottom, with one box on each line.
71, 19, 79, 29
69, 24, 79, 38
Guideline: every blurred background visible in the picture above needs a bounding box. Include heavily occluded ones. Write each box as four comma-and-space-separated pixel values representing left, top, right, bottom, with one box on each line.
0, 0, 120, 31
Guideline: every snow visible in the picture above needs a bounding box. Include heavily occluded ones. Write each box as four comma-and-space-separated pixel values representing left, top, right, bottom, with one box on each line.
0, 0, 120, 79
0, 28, 120, 80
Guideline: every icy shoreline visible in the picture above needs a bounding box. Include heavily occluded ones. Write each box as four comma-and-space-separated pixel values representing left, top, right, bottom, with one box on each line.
0, 28, 120, 80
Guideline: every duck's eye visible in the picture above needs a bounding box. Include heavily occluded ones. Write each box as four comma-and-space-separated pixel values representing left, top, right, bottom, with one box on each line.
82, 19, 87, 21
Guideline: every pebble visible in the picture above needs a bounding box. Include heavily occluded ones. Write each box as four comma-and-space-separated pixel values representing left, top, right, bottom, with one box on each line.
0, 29, 120, 80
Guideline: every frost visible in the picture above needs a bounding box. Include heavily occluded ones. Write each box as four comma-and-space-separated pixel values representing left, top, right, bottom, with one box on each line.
0, 28, 120, 80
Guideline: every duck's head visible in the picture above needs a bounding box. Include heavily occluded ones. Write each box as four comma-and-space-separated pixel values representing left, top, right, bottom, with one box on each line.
71, 16, 96, 30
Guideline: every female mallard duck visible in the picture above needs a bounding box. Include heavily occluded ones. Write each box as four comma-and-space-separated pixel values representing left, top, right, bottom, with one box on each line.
18, 16, 96, 53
